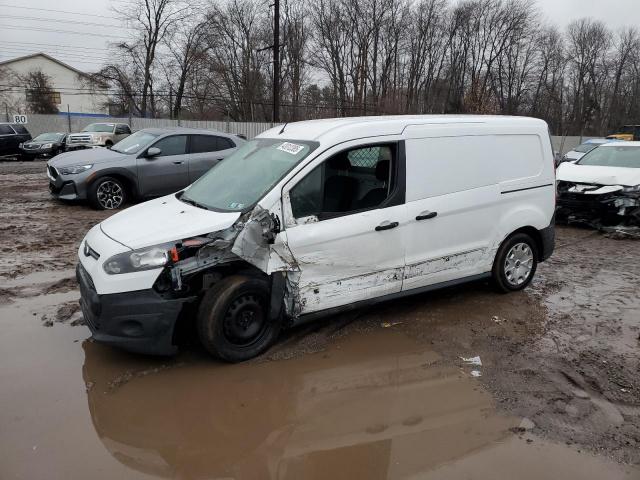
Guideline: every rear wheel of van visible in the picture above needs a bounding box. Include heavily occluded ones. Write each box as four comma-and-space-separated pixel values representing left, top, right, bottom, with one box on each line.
491, 233, 538, 293
197, 275, 281, 362
88, 176, 127, 210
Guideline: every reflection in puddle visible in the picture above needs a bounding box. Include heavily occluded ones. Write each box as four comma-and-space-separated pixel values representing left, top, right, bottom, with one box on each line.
83, 332, 512, 479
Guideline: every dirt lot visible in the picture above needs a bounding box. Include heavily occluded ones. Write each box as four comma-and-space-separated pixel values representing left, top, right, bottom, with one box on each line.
1, 160, 639, 479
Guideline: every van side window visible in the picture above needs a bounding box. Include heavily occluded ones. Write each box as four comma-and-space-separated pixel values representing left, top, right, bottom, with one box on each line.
290, 144, 395, 219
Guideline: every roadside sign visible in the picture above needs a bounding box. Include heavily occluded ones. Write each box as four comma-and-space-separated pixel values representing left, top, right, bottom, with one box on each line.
13, 114, 28, 124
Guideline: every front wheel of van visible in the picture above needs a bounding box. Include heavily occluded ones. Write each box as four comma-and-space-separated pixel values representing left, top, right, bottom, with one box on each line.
197, 275, 281, 362
491, 233, 538, 293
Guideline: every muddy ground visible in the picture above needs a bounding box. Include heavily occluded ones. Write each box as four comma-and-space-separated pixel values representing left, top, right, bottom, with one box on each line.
1, 160, 639, 479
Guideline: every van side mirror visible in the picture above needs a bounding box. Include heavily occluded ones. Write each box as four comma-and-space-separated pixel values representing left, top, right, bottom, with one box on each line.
146, 147, 162, 158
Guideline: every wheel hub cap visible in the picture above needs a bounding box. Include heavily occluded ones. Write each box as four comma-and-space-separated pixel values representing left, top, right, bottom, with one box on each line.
504, 242, 534, 286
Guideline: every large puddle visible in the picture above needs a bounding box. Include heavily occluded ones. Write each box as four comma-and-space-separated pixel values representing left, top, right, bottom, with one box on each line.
1, 292, 637, 479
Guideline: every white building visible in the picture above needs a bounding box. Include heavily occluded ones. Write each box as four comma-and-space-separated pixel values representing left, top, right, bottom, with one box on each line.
0, 52, 109, 116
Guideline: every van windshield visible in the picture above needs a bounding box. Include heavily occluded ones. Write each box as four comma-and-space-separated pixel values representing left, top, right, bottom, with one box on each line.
181, 138, 318, 212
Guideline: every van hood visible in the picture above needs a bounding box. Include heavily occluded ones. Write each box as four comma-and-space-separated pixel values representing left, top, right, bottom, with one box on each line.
100, 194, 241, 249
49, 148, 127, 167
556, 162, 640, 187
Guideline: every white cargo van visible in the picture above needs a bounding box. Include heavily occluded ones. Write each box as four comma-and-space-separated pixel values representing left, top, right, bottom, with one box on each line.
77, 115, 555, 361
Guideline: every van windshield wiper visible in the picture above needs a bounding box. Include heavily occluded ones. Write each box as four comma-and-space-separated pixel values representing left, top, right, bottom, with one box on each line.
179, 195, 210, 210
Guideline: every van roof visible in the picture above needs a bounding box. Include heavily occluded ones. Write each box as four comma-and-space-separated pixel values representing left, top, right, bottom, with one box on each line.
258, 115, 547, 144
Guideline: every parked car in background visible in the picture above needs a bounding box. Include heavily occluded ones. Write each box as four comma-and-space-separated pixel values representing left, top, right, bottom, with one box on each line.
20, 132, 67, 159
606, 124, 640, 141
48, 127, 244, 210
0, 123, 32, 158
558, 138, 620, 166
66, 123, 131, 151
556, 142, 640, 226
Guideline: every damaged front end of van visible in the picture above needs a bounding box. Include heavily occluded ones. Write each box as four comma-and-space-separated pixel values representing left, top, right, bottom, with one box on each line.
77, 204, 304, 357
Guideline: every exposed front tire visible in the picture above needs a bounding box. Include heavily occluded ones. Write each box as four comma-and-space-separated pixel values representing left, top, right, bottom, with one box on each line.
491, 232, 538, 293
88, 176, 127, 210
197, 275, 280, 362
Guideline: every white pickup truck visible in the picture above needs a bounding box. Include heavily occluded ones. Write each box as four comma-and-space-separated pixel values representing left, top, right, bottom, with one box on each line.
66, 122, 131, 150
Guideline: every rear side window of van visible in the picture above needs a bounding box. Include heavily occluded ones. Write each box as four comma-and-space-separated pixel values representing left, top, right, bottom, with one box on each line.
405, 135, 543, 201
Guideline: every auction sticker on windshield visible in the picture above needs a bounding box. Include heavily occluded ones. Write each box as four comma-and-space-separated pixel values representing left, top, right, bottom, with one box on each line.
277, 142, 305, 155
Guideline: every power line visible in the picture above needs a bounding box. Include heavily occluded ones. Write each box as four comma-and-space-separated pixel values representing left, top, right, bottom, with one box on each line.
0, 46, 114, 60
2, 14, 128, 30
0, 85, 382, 111
0, 25, 128, 39
0, 4, 115, 20
1, 40, 111, 52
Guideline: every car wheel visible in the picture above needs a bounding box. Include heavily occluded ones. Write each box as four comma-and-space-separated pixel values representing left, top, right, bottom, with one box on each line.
491, 232, 538, 293
197, 275, 281, 362
88, 176, 127, 210
105, 141, 113, 149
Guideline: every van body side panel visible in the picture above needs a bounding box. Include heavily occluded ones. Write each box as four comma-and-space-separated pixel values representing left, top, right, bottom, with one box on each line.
402, 130, 553, 290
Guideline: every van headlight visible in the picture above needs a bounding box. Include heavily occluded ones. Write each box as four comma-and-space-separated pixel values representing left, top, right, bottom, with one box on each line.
58, 164, 93, 175
622, 184, 640, 193
103, 242, 174, 275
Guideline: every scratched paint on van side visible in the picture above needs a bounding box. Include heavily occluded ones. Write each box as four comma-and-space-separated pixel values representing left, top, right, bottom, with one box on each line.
297, 267, 405, 313
404, 248, 486, 280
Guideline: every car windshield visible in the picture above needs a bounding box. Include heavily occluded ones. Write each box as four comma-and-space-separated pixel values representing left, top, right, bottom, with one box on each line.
578, 146, 640, 168
181, 138, 318, 212
34, 133, 64, 142
573, 144, 599, 154
82, 124, 114, 133
111, 130, 160, 154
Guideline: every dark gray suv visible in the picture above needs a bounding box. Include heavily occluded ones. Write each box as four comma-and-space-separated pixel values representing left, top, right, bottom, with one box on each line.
47, 128, 244, 209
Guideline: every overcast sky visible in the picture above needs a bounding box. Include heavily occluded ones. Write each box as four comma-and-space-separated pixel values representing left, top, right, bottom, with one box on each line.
1, 0, 640, 73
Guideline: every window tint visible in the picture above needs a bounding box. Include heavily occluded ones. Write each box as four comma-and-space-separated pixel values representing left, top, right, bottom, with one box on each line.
115, 125, 130, 134
191, 135, 221, 153
152, 135, 187, 156
0, 125, 15, 135
290, 144, 395, 219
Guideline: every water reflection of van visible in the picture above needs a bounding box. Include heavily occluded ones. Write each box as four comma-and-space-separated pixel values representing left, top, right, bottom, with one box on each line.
77, 115, 556, 361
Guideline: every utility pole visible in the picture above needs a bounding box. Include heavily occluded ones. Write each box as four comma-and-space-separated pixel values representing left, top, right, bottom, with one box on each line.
272, 0, 280, 124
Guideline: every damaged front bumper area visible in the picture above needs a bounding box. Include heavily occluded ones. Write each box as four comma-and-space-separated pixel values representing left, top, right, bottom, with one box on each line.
77, 263, 195, 355
556, 181, 640, 230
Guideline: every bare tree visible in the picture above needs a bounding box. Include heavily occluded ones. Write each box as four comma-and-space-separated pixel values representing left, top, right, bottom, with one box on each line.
21, 70, 59, 114
112, 0, 190, 117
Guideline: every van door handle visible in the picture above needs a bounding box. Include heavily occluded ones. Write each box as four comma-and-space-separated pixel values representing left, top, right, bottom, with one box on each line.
375, 221, 399, 231
173, 160, 184, 164
416, 211, 437, 221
